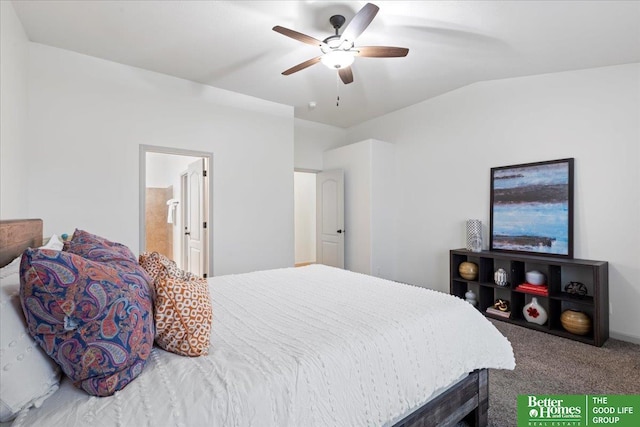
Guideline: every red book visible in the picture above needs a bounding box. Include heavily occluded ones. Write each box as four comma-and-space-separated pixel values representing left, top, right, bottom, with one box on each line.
519, 288, 548, 294
518, 282, 547, 289
516, 283, 549, 296
518, 283, 547, 290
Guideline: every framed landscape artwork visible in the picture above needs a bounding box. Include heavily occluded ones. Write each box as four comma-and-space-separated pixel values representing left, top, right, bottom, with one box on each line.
490, 158, 574, 258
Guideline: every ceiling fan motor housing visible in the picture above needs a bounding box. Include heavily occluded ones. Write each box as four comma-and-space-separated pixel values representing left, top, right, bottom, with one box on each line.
329, 15, 346, 32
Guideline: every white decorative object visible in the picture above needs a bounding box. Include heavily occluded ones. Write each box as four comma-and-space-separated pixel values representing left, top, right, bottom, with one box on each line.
525, 270, 546, 285
466, 219, 482, 252
465, 289, 477, 306
523, 297, 548, 325
494, 268, 509, 287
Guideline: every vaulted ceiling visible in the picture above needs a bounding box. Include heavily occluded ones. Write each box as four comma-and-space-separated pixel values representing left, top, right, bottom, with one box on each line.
12, 1, 640, 128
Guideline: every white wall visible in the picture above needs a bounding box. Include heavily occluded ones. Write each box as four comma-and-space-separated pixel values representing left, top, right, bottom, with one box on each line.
26, 43, 295, 276
294, 118, 348, 170
346, 64, 640, 342
294, 172, 316, 265
370, 140, 397, 281
323, 139, 397, 280
0, 2, 30, 219
324, 142, 372, 275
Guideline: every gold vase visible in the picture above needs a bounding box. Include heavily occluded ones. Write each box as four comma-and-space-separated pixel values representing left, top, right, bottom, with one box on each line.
459, 262, 478, 281
560, 310, 591, 335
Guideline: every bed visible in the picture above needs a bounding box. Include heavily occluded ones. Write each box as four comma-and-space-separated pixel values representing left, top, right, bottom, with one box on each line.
0, 219, 515, 427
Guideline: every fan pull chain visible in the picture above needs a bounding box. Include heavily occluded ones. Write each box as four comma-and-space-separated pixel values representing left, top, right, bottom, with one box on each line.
336, 72, 340, 107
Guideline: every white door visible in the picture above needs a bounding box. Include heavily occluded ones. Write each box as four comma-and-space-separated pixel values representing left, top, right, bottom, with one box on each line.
185, 159, 206, 277
316, 169, 344, 268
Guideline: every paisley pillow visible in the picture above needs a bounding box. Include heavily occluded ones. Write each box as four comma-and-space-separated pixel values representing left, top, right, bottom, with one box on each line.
67, 230, 154, 299
66, 229, 139, 265
20, 249, 154, 397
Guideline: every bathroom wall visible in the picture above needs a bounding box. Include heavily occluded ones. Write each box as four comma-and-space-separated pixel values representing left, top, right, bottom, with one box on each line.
145, 186, 173, 258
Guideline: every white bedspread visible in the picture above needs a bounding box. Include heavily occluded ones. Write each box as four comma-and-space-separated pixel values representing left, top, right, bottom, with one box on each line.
10, 265, 515, 427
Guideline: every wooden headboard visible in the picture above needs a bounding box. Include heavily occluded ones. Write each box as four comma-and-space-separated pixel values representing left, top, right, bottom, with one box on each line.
0, 219, 43, 268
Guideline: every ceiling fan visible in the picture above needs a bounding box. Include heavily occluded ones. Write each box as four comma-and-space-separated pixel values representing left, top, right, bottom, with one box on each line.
273, 3, 409, 85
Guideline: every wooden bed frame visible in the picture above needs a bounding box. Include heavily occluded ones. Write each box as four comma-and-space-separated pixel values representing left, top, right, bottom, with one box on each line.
0, 219, 43, 267
392, 368, 488, 427
0, 218, 489, 427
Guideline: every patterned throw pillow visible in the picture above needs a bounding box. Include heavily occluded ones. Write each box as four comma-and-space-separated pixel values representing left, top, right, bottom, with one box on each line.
139, 251, 203, 283
154, 276, 212, 356
139, 252, 212, 357
67, 229, 154, 299
20, 249, 154, 397
66, 229, 140, 265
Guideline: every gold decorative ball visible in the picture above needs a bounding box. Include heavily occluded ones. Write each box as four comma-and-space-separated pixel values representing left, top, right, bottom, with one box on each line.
560, 310, 591, 335
459, 261, 479, 281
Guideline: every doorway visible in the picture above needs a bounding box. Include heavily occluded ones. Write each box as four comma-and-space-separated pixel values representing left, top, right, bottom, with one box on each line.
139, 145, 213, 278
294, 171, 316, 267
294, 169, 345, 269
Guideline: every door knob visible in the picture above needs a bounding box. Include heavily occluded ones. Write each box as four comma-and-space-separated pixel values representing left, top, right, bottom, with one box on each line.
337, 229, 344, 234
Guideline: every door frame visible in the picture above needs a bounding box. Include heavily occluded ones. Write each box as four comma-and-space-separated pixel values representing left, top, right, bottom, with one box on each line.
139, 144, 214, 276
294, 168, 320, 267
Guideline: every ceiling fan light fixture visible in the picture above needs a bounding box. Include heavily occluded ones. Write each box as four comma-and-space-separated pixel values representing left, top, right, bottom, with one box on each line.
321, 50, 355, 69
273, 3, 408, 84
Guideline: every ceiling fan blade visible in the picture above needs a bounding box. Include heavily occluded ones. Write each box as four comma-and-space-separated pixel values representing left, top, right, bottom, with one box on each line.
282, 56, 322, 75
340, 3, 379, 43
338, 67, 354, 84
273, 25, 324, 47
355, 46, 409, 58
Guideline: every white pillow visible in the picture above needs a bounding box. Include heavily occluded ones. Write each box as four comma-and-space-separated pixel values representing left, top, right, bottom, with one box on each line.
0, 235, 63, 422
42, 234, 65, 251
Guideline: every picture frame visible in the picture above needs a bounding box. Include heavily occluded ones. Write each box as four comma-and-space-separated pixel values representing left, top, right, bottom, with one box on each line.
490, 158, 574, 258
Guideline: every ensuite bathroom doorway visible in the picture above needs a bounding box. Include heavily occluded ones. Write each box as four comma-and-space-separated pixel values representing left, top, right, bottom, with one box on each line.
139, 145, 213, 278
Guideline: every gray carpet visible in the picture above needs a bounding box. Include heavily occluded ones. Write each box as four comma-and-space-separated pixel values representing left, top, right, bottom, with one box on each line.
480, 320, 640, 426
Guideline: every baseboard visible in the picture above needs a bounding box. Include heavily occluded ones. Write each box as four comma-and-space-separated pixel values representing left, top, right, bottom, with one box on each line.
610, 331, 640, 345
295, 261, 315, 267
